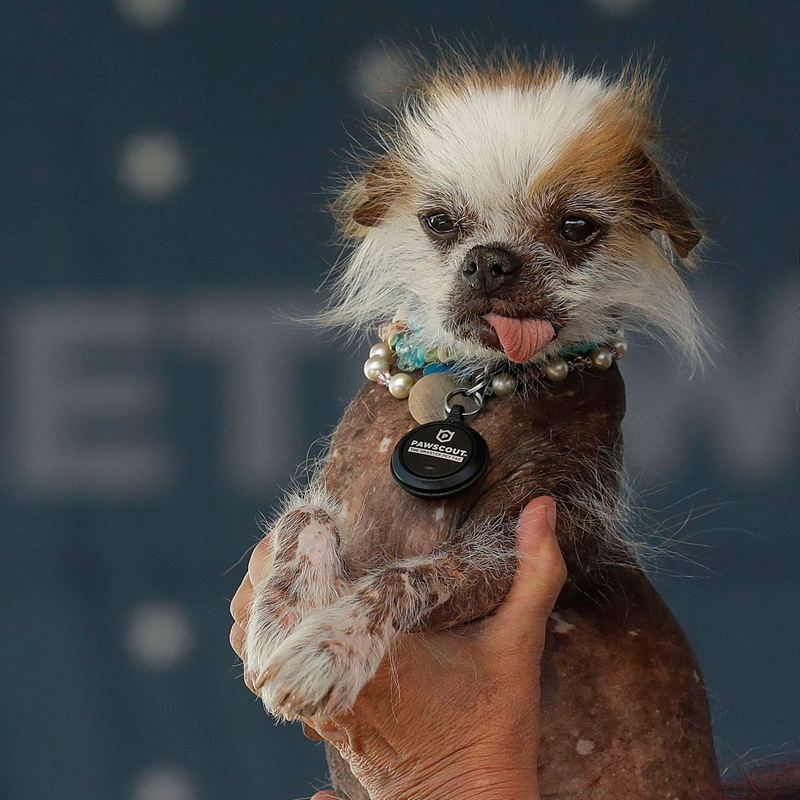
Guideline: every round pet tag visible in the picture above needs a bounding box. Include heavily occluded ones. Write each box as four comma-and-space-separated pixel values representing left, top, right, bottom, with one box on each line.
390, 407, 489, 499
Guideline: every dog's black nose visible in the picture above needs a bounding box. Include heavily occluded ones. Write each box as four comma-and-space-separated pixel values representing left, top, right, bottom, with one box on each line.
460, 245, 522, 295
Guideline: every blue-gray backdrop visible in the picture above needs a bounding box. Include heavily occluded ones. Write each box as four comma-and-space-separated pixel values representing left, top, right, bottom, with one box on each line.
1, 2, 798, 799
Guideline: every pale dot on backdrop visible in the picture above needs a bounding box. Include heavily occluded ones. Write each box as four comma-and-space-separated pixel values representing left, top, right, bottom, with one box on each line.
119, 133, 189, 202
116, 0, 186, 28
351, 46, 415, 106
586, 0, 647, 14
132, 768, 197, 800
126, 602, 196, 670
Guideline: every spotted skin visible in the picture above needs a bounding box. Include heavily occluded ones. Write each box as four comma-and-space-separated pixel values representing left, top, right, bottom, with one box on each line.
255, 542, 490, 719
243, 507, 346, 711
246, 367, 720, 800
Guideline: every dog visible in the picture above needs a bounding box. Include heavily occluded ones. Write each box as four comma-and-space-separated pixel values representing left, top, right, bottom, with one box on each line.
236, 53, 798, 800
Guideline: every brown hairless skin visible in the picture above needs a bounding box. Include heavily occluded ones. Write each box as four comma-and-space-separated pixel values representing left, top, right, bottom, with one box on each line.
316, 363, 719, 800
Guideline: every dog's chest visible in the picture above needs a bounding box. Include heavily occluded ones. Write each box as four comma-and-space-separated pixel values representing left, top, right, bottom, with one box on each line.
321, 367, 626, 573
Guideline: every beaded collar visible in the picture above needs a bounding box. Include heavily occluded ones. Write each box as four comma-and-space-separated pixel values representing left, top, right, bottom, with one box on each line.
363, 320, 628, 406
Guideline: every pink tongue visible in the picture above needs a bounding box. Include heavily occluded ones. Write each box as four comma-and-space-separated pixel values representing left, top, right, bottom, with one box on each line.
484, 313, 555, 363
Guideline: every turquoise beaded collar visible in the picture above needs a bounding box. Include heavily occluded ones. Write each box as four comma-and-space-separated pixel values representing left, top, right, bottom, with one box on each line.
363, 320, 629, 401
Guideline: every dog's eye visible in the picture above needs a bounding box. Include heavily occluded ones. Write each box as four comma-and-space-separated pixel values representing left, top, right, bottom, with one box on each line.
559, 216, 601, 244
422, 212, 458, 236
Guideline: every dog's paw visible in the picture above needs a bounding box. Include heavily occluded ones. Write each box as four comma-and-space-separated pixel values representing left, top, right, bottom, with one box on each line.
243, 505, 346, 683
254, 603, 386, 720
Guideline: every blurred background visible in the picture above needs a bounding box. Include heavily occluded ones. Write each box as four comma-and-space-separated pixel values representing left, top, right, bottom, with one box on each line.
1, 1, 798, 798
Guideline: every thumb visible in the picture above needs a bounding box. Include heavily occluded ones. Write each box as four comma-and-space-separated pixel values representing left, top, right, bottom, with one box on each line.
489, 497, 567, 641
310, 793, 338, 799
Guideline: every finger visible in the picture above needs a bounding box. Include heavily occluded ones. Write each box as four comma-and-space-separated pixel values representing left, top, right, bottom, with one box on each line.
310, 793, 338, 799
248, 534, 275, 587
489, 497, 566, 638
230, 574, 253, 625
229, 622, 245, 658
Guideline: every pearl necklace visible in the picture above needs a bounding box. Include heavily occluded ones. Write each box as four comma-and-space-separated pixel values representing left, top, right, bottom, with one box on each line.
363, 320, 629, 402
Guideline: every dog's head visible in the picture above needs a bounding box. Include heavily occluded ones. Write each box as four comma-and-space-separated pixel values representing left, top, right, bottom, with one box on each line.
326, 56, 704, 368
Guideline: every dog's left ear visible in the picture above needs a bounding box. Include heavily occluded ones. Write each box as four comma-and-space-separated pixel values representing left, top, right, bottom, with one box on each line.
351, 156, 405, 228
636, 151, 702, 258
650, 167, 702, 258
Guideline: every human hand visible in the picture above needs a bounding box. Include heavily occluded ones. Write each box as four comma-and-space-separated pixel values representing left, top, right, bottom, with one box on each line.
231, 497, 565, 800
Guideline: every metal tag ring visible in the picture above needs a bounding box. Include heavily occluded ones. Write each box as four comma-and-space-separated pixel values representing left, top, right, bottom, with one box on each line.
444, 388, 485, 417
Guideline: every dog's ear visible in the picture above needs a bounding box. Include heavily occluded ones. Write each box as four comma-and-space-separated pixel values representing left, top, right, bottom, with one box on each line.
636, 152, 702, 258
650, 167, 702, 258
352, 156, 405, 227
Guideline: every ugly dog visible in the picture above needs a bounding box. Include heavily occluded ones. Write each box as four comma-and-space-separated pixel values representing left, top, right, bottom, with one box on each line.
238, 56, 794, 800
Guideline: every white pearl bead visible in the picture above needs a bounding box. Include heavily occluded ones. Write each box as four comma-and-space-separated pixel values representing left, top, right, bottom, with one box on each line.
364, 356, 390, 381
491, 372, 517, 396
612, 340, 628, 360
544, 358, 569, 381
590, 347, 613, 370
369, 342, 392, 360
388, 372, 415, 399
436, 345, 452, 363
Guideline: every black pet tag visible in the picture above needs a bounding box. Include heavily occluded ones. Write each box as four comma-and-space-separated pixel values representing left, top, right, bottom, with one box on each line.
391, 405, 489, 499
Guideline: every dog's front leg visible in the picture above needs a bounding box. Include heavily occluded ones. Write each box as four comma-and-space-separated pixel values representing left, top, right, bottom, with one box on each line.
257, 528, 516, 719
243, 490, 348, 716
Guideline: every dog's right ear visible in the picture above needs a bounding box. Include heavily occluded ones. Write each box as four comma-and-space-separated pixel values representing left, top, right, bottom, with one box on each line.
351, 156, 406, 228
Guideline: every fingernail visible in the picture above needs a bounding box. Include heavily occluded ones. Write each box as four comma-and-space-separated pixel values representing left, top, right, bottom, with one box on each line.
545, 499, 557, 531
